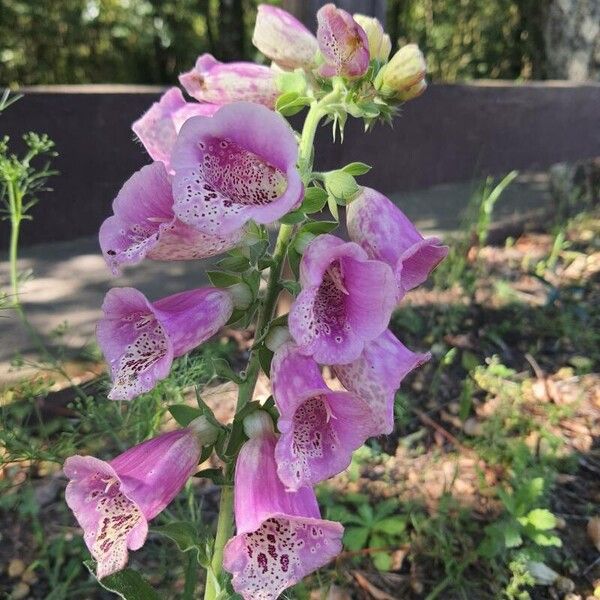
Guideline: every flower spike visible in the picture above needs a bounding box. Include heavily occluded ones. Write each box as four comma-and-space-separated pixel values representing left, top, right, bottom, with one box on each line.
347, 187, 448, 300
132, 87, 219, 167
253, 4, 319, 70
223, 420, 343, 600
334, 330, 431, 435
171, 102, 303, 236
288, 234, 397, 364
179, 53, 279, 108
99, 162, 244, 275
316, 4, 370, 78
97, 286, 233, 400
64, 427, 202, 579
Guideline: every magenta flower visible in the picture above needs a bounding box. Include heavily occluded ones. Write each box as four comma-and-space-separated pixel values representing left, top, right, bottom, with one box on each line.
99, 162, 244, 275
347, 187, 448, 299
334, 330, 430, 435
97, 286, 233, 400
64, 427, 201, 579
253, 4, 319, 70
316, 3, 370, 78
223, 421, 343, 600
132, 87, 219, 167
171, 102, 303, 236
288, 234, 396, 365
271, 341, 374, 490
179, 53, 279, 108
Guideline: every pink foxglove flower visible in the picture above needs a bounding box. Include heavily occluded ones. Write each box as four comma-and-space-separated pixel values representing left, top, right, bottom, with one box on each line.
223, 415, 343, 600
99, 162, 244, 275
253, 4, 319, 70
316, 3, 370, 78
97, 286, 233, 400
288, 234, 396, 365
334, 330, 430, 435
179, 53, 278, 108
171, 102, 303, 236
132, 87, 219, 166
347, 187, 448, 300
64, 427, 201, 579
271, 341, 374, 489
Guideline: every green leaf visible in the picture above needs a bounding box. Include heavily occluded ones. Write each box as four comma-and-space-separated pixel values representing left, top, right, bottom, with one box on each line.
276, 72, 307, 95
151, 521, 210, 567
327, 506, 365, 525
287, 246, 301, 280
279, 210, 305, 224
301, 187, 328, 213
258, 345, 274, 377
324, 170, 359, 200
524, 508, 557, 531
341, 162, 372, 176
275, 92, 312, 116
280, 279, 300, 296
168, 404, 202, 427
196, 467, 226, 485
357, 503, 374, 524
300, 221, 338, 235
343, 526, 370, 551
503, 522, 523, 548
327, 195, 339, 221
216, 255, 251, 272
373, 517, 406, 536
524, 527, 562, 547
372, 551, 392, 572
374, 499, 399, 520
84, 563, 161, 600
206, 270, 241, 288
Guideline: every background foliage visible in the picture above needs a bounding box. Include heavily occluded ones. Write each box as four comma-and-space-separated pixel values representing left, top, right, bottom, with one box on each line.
0, 0, 549, 86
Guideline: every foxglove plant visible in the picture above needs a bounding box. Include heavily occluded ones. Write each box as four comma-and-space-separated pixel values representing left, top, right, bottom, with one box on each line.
65, 4, 446, 598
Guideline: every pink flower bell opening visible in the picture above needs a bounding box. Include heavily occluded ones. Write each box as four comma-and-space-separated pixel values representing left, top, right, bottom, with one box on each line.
179, 53, 279, 108
132, 87, 220, 167
271, 341, 374, 489
97, 286, 233, 400
223, 416, 343, 600
252, 4, 319, 70
288, 234, 397, 365
316, 3, 370, 78
99, 162, 244, 275
64, 427, 201, 579
171, 102, 303, 236
347, 187, 449, 300
334, 329, 431, 435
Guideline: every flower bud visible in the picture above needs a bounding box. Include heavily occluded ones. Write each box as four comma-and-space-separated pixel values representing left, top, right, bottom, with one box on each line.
265, 325, 291, 352
243, 410, 274, 439
353, 14, 391, 61
188, 415, 220, 446
228, 282, 253, 310
376, 43, 427, 101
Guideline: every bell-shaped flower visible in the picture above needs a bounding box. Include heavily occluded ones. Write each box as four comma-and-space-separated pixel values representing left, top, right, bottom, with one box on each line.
223, 413, 343, 600
271, 341, 374, 489
99, 162, 244, 275
334, 330, 430, 435
316, 3, 370, 78
179, 53, 279, 108
171, 102, 303, 236
97, 286, 233, 400
253, 4, 319, 70
132, 87, 220, 167
288, 234, 396, 365
353, 14, 391, 62
64, 425, 206, 579
376, 43, 427, 101
346, 187, 448, 300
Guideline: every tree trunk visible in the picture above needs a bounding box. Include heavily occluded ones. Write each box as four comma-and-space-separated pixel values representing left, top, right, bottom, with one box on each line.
544, 0, 600, 80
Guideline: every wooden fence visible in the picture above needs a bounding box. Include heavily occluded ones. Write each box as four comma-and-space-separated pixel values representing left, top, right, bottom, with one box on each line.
1, 82, 599, 246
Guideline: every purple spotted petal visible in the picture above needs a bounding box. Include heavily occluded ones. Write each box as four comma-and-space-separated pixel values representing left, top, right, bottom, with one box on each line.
288, 234, 396, 364
223, 432, 343, 600
97, 286, 232, 400
64, 428, 200, 579
271, 342, 374, 489
171, 102, 303, 236
99, 162, 244, 275
334, 330, 431, 435
347, 187, 448, 299
179, 53, 279, 108
316, 3, 370, 78
253, 4, 318, 70
131, 87, 219, 166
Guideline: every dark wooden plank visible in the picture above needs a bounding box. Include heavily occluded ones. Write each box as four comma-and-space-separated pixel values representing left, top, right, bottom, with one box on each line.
0, 82, 598, 246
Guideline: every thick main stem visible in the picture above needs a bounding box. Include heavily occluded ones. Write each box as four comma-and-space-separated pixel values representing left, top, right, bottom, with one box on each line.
203, 97, 329, 600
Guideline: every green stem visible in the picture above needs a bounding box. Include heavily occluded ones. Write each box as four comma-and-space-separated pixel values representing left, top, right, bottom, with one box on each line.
8, 181, 21, 304
203, 95, 331, 600
182, 550, 199, 600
